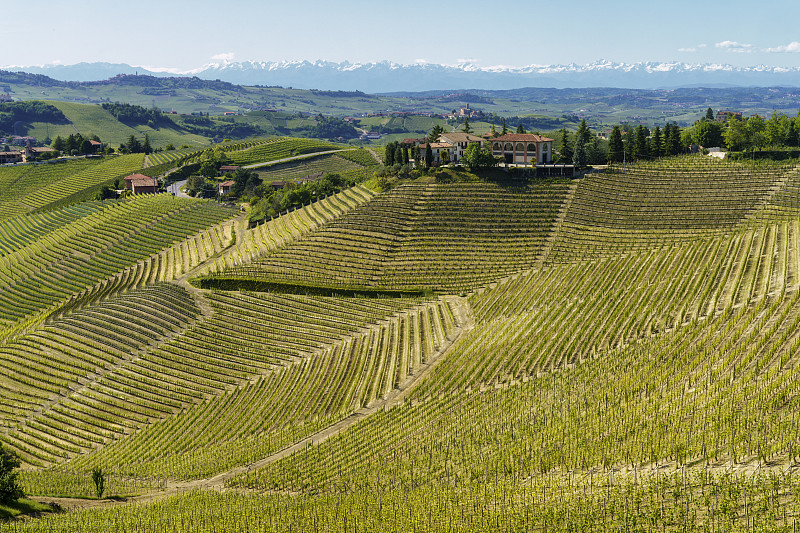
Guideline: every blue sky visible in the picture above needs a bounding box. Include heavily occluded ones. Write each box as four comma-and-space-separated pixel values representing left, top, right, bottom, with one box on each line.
4, 0, 800, 70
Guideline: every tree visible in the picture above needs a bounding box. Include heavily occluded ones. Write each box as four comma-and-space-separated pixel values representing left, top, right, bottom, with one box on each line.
0, 443, 22, 504
165, 143, 176, 151
557, 128, 572, 164
230, 168, 262, 198
424, 143, 433, 168
394, 144, 403, 166
490, 124, 497, 137
705, 107, 715, 121
384, 142, 396, 166
666, 122, 682, 155
623, 128, 635, 161
516, 124, 526, 134
462, 143, 498, 170
501, 118, 507, 135
723, 117, 748, 151
608, 126, 624, 163
92, 466, 105, 499
693, 120, 724, 148
142, 134, 152, 155
634, 125, 649, 160
650, 126, 663, 158
126, 134, 142, 154
462, 117, 472, 134
575, 119, 592, 146
746, 115, 767, 149
440, 149, 450, 165
428, 125, 444, 144
402, 145, 410, 165
96, 185, 116, 201
572, 134, 587, 167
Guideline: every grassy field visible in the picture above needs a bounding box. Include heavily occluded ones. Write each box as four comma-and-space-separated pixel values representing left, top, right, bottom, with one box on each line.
4, 155, 800, 530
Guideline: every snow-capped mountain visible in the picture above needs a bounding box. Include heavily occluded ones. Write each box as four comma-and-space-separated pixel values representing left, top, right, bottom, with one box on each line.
5, 60, 800, 91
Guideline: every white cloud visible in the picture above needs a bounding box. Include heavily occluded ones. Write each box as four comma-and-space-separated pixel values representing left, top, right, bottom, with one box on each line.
414, 58, 429, 64
678, 47, 696, 53
715, 41, 753, 53
211, 52, 235, 62
698, 43, 708, 48
765, 41, 800, 53
456, 58, 478, 64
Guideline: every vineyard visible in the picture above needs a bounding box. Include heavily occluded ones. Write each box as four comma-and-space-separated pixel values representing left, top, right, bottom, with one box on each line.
5, 155, 800, 530
225, 137, 341, 166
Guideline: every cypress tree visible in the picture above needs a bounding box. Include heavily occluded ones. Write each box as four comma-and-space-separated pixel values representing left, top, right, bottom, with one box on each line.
634, 125, 649, 160
394, 144, 403, 166
650, 126, 662, 158
402, 145, 410, 164
501, 118, 507, 135
462, 117, 472, 134
623, 129, 635, 162
705, 107, 714, 121
516, 124, 526, 134
558, 128, 572, 164
608, 126, 624, 163
384, 143, 395, 166
425, 143, 433, 168
573, 134, 587, 167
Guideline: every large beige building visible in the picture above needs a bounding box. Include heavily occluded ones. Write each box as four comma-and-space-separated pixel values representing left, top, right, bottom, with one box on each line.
491, 133, 554, 165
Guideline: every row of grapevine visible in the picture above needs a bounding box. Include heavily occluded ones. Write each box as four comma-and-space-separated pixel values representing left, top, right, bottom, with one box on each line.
0, 194, 235, 330
226, 138, 340, 166
218, 182, 572, 292
65, 295, 458, 479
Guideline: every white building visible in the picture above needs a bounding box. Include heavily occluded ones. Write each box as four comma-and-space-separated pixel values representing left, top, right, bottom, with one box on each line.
491, 134, 554, 165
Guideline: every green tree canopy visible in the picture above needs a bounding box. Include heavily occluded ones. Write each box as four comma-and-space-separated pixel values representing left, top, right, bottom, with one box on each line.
462, 143, 498, 170
0, 443, 22, 503
608, 126, 623, 163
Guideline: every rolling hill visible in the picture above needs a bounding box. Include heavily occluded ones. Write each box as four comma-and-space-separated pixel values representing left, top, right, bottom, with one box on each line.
3, 155, 800, 531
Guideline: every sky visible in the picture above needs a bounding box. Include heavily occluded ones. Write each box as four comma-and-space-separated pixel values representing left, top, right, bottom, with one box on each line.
4, 0, 800, 70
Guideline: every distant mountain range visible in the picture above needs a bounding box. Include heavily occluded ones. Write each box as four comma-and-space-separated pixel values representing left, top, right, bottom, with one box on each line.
5, 60, 800, 92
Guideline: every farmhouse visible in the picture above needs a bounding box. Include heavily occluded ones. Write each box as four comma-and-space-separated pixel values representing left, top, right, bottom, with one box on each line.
417, 142, 454, 164
0, 151, 23, 164
491, 133, 554, 165
220, 165, 240, 175
219, 180, 235, 195
438, 133, 484, 162
716, 111, 743, 122
124, 173, 158, 194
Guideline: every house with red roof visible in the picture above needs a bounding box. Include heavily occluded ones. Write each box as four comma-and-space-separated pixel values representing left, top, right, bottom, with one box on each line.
219, 180, 236, 195
124, 173, 158, 194
490, 134, 554, 165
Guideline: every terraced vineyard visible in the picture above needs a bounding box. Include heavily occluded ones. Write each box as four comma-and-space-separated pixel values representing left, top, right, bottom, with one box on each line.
0, 156, 146, 219
253, 151, 372, 183
7, 155, 800, 531
214, 181, 571, 291
226, 137, 340, 166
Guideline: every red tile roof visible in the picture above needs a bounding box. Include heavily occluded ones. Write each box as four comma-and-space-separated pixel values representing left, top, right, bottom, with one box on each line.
220, 180, 235, 187
492, 134, 555, 142
124, 173, 151, 181
220, 165, 240, 171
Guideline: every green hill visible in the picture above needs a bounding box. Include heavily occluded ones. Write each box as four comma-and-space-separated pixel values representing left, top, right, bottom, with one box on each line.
4, 155, 800, 531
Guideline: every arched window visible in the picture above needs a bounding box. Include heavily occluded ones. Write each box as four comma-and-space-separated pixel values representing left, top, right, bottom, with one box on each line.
515, 143, 525, 153
504, 143, 513, 151
527, 143, 536, 151
542, 144, 549, 152
492, 143, 501, 151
